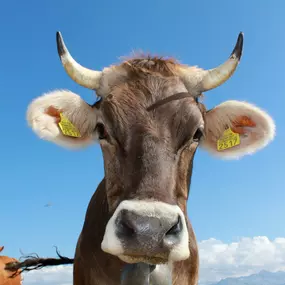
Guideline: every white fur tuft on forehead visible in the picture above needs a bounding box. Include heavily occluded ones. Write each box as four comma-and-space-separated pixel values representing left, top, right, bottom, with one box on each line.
201, 100, 276, 159
26, 90, 98, 149
96, 66, 129, 97
176, 65, 207, 96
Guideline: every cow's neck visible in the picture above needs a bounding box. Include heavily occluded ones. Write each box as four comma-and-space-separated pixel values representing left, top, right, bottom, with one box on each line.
77, 179, 125, 284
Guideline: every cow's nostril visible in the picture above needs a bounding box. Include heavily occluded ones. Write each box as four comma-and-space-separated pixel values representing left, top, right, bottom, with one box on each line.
165, 216, 182, 236
119, 220, 135, 236
116, 212, 136, 237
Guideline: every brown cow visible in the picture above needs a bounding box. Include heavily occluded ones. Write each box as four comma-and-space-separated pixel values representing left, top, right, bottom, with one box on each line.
0, 247, 21, 285
26, 32, 275, 285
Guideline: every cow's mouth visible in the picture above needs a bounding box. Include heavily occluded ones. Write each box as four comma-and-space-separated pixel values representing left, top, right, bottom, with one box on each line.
119, 254, 168, 265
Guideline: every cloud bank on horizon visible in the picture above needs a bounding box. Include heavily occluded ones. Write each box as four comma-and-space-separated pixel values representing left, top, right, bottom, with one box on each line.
199, 236, 285, 284
20, 236, 285, 285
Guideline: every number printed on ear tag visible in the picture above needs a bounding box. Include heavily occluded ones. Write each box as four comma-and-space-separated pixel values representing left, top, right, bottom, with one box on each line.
217, 128, 240, 151
58, 113, 81, 138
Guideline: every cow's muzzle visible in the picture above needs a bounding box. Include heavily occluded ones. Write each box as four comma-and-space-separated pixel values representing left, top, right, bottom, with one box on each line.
101, 200, 190, 264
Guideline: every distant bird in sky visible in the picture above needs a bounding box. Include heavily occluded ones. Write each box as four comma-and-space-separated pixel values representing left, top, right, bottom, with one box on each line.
44, 202, 52, 208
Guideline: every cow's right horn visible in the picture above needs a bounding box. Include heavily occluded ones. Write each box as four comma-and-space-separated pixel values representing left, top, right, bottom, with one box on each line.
56, 31, 102, 90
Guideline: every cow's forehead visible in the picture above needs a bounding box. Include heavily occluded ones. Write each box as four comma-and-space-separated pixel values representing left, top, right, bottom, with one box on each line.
96, 55, 203, 98
95, 57, 204, 144
99, 90, 203, 154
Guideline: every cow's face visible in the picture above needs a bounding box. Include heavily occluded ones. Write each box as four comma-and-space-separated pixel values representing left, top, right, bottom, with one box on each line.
97, 75, 206, 264
27, 32, 275, 264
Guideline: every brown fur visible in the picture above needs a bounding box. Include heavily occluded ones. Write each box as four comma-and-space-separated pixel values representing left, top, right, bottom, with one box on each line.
9, 56, 206, 284
121, 54, 182, 77
0, 246, 22, 285
73, 56, 206, 285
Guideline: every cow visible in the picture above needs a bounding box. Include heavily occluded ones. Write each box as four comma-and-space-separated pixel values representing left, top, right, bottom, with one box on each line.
25, 31, 275, 285
0, 246, 22, 285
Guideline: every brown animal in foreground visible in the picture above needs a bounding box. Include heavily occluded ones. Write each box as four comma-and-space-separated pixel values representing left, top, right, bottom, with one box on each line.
25, 31, 275, 285
0, 247, 21, 285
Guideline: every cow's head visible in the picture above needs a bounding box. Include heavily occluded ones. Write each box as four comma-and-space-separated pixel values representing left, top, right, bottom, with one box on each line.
27, 32, 275, 265
0, 246, 22, 285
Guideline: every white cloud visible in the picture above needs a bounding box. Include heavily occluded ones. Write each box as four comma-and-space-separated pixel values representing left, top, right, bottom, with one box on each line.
22, 265, 72, 285
21, 236, 285, 285
198, 236, 285, 284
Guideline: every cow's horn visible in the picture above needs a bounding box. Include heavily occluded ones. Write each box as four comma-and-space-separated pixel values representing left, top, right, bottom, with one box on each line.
56, 31, 102, 90
179, 32, 244, 92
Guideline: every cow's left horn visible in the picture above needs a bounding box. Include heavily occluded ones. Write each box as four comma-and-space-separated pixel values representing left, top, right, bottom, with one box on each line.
179, 32, 243, 92
56, 31, 102, 90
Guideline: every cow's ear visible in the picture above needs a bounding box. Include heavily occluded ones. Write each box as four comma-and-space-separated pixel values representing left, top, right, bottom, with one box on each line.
201, 100, 275, 159
26, 90, 98, 149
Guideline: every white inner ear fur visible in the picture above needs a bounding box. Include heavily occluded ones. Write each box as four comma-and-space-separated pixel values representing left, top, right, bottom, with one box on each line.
26, 89, 98, 149
201, 100, 276, 159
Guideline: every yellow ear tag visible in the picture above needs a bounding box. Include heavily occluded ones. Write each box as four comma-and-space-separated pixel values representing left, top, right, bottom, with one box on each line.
58, 113, 81, 138
217, 128, 240, 151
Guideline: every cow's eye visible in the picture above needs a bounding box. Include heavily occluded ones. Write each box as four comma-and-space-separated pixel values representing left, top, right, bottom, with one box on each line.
95, 123, 107, 140
193, 127, 204, 143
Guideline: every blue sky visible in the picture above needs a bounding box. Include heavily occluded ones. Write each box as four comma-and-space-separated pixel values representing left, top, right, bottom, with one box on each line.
1, 0, 284, 262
